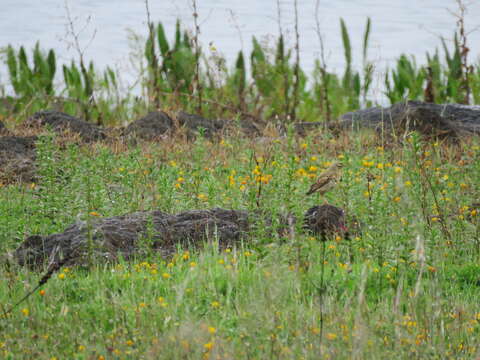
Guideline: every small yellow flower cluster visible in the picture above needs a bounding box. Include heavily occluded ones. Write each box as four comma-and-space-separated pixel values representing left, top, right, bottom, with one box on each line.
57, 267, 70, 280
197, 193, 208, 201
362, 159, 375, 168
134, 262, 158, 274
157, 297, 168, 308
256, 174, 272, 184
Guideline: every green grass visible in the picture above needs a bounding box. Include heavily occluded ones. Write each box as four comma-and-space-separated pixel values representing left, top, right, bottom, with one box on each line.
1, 130, 480, 359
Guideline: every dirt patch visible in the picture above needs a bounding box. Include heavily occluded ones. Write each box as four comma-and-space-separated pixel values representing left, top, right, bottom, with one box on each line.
177, 111, 229, 139
304, 204, 361, 241
14, 205, 356, 269
0, 136, 37, 183
14, 208, 250, 268
25, 110, 106, 142
334, 101, 480, 140
123, 111, 174, 141
123, 111, 261, 141
0, 121, 10, 135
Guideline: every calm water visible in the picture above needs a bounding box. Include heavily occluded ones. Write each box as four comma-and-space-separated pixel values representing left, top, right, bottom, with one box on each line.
1, 0, 479, 99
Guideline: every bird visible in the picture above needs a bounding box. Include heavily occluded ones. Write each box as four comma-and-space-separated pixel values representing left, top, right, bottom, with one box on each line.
306, 162, 343, 196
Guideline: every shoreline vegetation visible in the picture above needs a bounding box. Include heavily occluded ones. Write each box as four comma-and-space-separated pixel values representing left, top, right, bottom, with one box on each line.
0, 13, 479, 127
1, 7, 480, 360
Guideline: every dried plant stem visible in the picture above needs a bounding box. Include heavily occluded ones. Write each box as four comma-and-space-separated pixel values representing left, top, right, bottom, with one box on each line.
452, 0, 471, 104
413, 235, 426, 297
191, 0, 202, 113
319, 240, 326, 355
64, 0, 99, 123
314, 0, 332, 124
156, 89, 259, 124
291, 0, 300, 122
3, 253, 72, 317
144, 0, 160, 108
276, 0, 290, 121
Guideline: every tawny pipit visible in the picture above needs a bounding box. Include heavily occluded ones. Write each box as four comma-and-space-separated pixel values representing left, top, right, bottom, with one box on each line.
306, 162, 343, 196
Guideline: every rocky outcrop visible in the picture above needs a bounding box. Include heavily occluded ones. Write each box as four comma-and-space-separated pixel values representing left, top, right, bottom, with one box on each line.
25, 110, 106, 142
14, 205, 358, 268
0, 136, 37, 183
334, 101, 480, 140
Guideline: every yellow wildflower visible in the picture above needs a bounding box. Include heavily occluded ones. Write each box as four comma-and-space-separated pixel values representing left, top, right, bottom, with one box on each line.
204, 342, 214, 351
326, 333, 337, 340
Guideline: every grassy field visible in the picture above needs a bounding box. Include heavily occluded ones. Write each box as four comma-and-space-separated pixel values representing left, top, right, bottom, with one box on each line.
1, 129, 479, 359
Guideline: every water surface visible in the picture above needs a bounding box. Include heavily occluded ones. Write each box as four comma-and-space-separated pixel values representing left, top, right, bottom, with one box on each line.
1, 0, 479, 99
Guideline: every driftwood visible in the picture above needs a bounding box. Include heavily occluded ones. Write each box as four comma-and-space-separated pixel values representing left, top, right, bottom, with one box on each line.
14, 205, 358, 269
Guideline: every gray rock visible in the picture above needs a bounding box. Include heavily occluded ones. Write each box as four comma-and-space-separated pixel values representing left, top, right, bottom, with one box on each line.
26, 110, 106, 142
